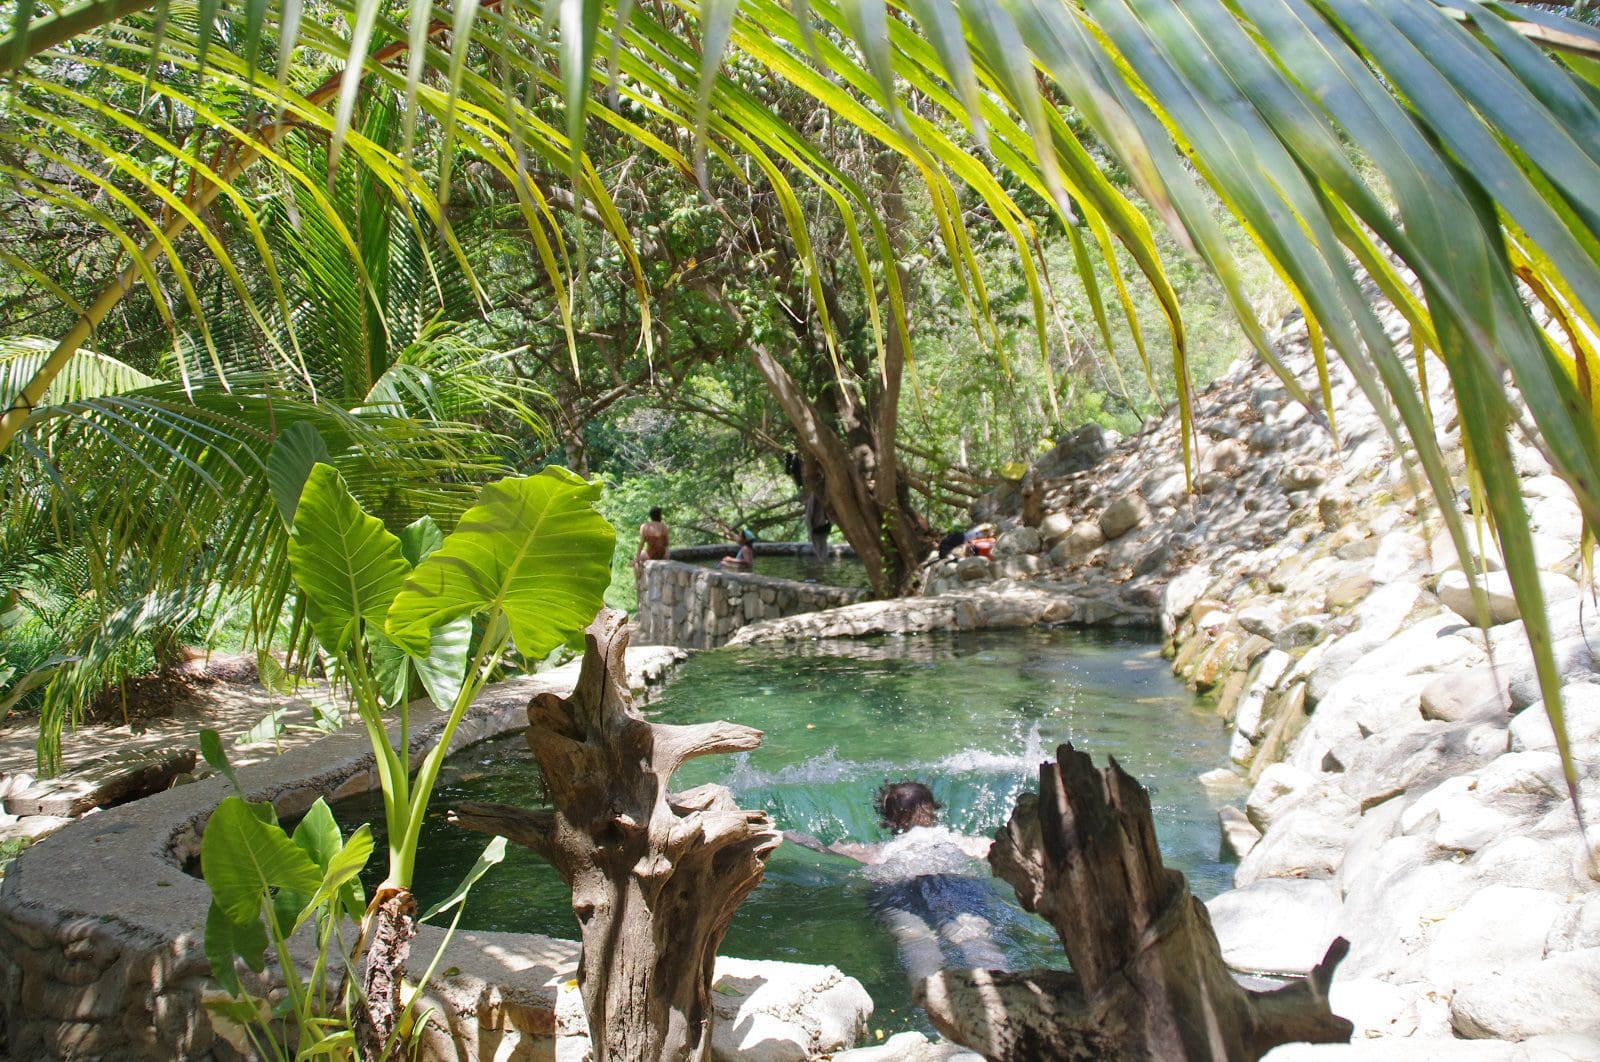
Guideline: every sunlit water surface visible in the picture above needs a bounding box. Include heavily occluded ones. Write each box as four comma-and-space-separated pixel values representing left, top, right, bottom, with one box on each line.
335, 627, 1230, 1034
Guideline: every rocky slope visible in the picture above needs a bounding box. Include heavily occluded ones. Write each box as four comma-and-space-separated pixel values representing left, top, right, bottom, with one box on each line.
738, 304, 1600, 1058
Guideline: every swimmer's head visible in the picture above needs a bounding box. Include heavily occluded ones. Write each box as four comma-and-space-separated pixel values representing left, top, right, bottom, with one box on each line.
875, 780, 940, 834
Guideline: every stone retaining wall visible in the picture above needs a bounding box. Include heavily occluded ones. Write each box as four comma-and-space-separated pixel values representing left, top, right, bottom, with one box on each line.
635, 544, 867, 648
0, 647, 872, 1061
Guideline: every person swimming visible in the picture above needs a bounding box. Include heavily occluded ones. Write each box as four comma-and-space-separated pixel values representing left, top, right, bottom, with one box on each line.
785, 780, 1008, 988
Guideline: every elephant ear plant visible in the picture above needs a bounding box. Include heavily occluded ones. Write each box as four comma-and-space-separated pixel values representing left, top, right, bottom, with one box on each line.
203, 440, 614, 1059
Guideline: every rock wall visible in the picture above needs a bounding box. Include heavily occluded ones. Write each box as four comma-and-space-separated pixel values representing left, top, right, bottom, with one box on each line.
0, 647, 874, 1062
635, 545, 867, 649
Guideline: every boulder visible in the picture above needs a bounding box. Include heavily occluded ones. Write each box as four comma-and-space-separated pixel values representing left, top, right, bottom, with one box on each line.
1280, 464, 1326, 492
1037, 512, 1072, 545
1141, 471, 1187, 508
1420, 666, 1513, 724
1451, 947, 1600, 1040
1234, 788, 1359, 886
831, 1032, 983, 1062
1423, 885, 1564, 992
1326, 978, 1426, 1039
1509, 683, 1600, 753
708, 958, 873, 1062
954, 556, 990, 583
1334, 836, 1475, 981
1338, 721, 1506, 810
1205, 878, 1340, 975
1436, 569, 1521, 626
1245, 762, 1316, 833
1033, 424, 1118, 479
993, 527, 1042, 557
1505, 637, 1600, 708
1218, 805, 1261, 861
1051, 522, 1105, 562
1098, 495, 1150, 540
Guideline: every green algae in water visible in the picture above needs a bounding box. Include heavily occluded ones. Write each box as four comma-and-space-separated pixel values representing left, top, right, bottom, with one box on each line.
335, 627, 1231, 1036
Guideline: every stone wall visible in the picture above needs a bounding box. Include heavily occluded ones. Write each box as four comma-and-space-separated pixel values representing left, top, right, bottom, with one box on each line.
0, 646, 873, 1062
635, 544, 867, 649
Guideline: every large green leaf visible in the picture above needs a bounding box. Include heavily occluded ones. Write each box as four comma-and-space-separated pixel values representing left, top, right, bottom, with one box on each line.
385, 468, 613, 658
287, 462, 411, 655
203, 898, 267, 998
201, 796, 323, 928
266, 422, 332, 532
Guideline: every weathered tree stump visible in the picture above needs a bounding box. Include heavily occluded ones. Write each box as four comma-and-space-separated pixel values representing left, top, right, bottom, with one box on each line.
450, 609, 780, 1062
919, 744, 1352, 1060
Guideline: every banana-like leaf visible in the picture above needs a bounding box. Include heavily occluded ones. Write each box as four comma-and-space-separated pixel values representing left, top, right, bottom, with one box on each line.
287, 463, 411, 656
385, 467, 613, 658
419, 835, 507, 923
204, 898, 268, 998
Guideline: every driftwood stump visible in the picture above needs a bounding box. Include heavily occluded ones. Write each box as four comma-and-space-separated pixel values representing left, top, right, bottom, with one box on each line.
450, 609, 780, 1062
919, 744, 1352, 1061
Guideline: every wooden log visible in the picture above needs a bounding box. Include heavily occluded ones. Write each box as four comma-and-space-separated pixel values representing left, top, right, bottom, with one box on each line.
919, 744, 1352, 1061
451, 608, 779, 1062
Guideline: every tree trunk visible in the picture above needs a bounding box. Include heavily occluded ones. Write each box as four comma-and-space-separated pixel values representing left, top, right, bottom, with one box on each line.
450, 609, 780, 1062
357, 888, 417, 1061
919, 744, 1352, 1060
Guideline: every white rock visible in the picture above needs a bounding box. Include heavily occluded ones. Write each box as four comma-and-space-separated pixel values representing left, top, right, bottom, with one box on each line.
831, 1032, 983, 1062
1235, 790, 1359, 886
1420, 667, 1512, 724
1219, 805, 1262, 861
1338, 721, 1506, 810
1206, 878, 1340, 975
1510, 683, 1600, 752
1246, 763, 1317, 833
1474, 750, 1567, 801
1451, 946, 1600, 1040
993, 527, 1042, 557
1334, 836, 1474, 981
1037, 512, 1072, 545
1370, 531, 1423, 584
1436, 569, 1522, 626
1327, 977, 1424, 1039
709, 958, 872, 1062
1335, 797, 1409, 899
1099, 495, 1151, 540
1424, 885, 1564, 992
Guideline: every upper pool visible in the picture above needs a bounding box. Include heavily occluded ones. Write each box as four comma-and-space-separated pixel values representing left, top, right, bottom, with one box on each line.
685, 550, 872, 589
335, 627, 1230, 1034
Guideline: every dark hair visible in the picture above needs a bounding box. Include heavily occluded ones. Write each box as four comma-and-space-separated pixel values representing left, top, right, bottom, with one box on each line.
649, 507, 663, 521
874, 780, 940, 834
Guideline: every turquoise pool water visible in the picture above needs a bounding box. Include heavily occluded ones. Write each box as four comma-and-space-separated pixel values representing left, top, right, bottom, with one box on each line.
335, 627, 1230, 1034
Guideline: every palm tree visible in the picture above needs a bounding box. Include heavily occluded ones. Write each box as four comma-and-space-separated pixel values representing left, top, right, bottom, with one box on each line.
2, 0, 1597, 808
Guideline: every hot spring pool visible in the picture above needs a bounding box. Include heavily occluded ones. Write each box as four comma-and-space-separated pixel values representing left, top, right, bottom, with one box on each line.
335, 627, 1231, 1034
688, 551, 872, 589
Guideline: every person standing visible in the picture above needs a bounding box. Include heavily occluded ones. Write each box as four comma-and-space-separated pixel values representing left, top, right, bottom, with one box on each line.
634, 507, 669, 582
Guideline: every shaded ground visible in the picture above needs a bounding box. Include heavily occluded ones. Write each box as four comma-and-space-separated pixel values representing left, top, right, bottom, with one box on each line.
0, 652, 348, 779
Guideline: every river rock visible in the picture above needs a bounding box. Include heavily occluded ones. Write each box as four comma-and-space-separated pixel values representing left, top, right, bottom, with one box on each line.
708, 958, 872, 1062
1051, 522, 1105, 562
1420, 667, 1513, 724
1504, 637, 1600, 708
1334, 836, 1475, 981
1423, 885, 1564, 992
1218, 805, 1261, 860
1451, 947, 1600, 1040
1037, 512, 1072, 545
1098, 495, 1150, 540
1141, 471, 1187, 508
1436, 570, 1521, 626
1206, 877, 1340, 975
831, 1032, 982, 1061
1246, 762, 1316, 833
1306, 584, 1433, 703
1338, 721, 1506, 810
1235, 788, 1359, 886
993, 527, 1042, 557
954, 556, 990, 583
1509, 683, 1600, 753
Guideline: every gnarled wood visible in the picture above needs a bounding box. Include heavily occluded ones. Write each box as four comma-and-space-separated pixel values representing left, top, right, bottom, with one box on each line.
451, 608, 779, 1062
920, 744, 1352, 1061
